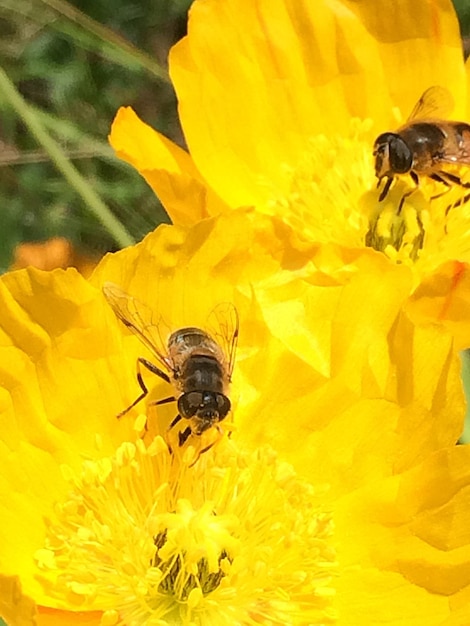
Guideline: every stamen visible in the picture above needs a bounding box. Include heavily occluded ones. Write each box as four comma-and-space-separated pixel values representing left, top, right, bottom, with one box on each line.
35, 437, 337, 624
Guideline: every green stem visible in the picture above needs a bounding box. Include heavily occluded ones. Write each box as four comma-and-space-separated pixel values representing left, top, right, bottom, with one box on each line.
0, 65, 135, 249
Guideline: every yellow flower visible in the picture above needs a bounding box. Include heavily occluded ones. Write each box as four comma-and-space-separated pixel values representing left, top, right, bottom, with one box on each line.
110, 0, 470, 346
0, 209, 469, 625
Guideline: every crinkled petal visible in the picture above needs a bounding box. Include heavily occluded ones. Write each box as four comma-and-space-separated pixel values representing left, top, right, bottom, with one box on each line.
406, 260, 470, 350
0, 575, 36, 626
109, 107, 228, 225
0, 268, 142, 603
0, 576, 102, 626
345, 0, 466, 119
334, 444, 470, 625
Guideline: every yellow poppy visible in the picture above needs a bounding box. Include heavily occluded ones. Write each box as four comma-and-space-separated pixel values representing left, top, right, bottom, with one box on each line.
0, 209, 469, 625
110, 0, 470, 345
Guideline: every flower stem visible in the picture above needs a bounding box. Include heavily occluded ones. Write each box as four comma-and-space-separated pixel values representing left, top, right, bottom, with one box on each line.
0, 65, 135, 249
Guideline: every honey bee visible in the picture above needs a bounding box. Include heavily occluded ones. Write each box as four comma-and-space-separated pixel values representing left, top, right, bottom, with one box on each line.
103, 282, 238, 458
373, 86, 470, 212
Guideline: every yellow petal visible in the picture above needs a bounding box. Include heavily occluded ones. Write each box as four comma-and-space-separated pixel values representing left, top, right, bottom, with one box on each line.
0, 268, 145, 604
109, 107, 228, 225
168, 0, 465, 208
0, 576, 102, 626
0, 575, 36, 626
334, 444, 470, 625
346, 0, 467, 121
36, 609, 103, 626
235, 246, 464, 498
406, 260, 470, 350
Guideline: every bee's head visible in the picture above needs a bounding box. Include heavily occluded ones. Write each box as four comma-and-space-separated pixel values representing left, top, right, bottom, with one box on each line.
178, 391, 231, 432
373, 132, 412, 178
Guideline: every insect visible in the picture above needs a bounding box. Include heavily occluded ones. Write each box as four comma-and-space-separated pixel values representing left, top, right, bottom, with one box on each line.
103, 282, 238, 459
373, 85, 470, 213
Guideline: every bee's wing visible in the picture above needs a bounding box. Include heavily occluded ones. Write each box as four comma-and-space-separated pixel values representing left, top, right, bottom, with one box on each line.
206, 302, 239, 381
102, 282, 173, 373
407, 85, 454, 121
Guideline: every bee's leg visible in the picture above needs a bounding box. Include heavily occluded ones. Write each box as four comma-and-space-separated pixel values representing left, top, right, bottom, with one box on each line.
188, 426, 224, 468
151, 395, 176, 407
448, 192, 470, 212
428, 172, 453, 204
429, 172, 470, 220
117, 357, 171, 418
378, 176, 394, 202
139, 358, 171, 383
178, 426, 192, 447
434, 171, 470, 189
168, 413, 182, 430
397, 172, 420, 214
164, 414, 186, 453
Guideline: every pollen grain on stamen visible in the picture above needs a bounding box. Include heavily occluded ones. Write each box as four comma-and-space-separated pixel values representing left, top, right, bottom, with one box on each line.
263, 119, 374, 248
34, 437, 337, 625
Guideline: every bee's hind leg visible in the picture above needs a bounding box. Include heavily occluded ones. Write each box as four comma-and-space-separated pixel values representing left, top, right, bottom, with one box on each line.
118, 357, 171, 419
429, 171, 470, 220
432, 170, 470, 190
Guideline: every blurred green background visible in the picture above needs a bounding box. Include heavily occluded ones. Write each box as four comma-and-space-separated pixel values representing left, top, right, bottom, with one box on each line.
0, 0, 192, 271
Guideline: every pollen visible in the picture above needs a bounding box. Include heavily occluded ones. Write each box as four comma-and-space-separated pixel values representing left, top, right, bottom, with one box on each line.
35, 437, 337, 625
264, 118, 374, 249
263, 118, 470, 271
364, 174, 470, 268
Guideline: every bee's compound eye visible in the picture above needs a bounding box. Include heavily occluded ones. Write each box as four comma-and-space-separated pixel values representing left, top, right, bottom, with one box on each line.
215, 393, 231, 419
388, 136, 413, 174
373, 132, 412, 177
178, 392, 203, 418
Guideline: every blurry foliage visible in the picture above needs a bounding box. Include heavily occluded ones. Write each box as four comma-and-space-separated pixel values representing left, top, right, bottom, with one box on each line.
0, 0, 191, 271
455, 0, 470, 40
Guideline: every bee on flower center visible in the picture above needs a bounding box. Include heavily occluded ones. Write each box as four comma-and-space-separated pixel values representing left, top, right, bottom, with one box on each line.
373, 85, 470, 213
103, 282, 238, 460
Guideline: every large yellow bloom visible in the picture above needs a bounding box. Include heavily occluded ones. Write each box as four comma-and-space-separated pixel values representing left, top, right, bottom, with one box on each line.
0, 209, 469, 625
111, 0, 470, 346
2, 1, 470, 625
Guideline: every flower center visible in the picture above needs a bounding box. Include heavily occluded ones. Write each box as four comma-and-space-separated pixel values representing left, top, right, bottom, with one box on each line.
35, 437, 337, 625
152, 528, 232, 600
264, 120, 470, 269
263, 119, 373, 249
365, 199, 426, 262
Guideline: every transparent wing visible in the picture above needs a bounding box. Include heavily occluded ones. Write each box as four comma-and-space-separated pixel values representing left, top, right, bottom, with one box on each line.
206, 302, 239, 380
407, 85, 454, 122
102, 282, 173, 373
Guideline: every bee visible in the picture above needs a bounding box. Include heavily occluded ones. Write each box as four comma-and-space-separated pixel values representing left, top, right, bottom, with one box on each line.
103, 282, 238, 458
373, 86, 470, 212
